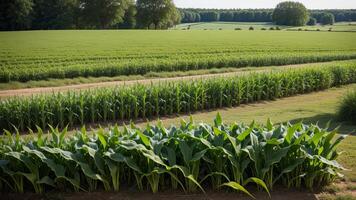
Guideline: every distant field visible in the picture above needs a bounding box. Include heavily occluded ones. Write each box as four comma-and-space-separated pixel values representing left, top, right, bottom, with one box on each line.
289, 22, 356, 32
1, 30, 356, 83
173, 22, 290, 30
174, 21, 356, 31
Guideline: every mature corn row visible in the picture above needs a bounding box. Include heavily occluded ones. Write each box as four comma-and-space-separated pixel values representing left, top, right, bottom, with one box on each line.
1, 52, 356, 82
1, 65, 356, 131
0, 116, 346, 197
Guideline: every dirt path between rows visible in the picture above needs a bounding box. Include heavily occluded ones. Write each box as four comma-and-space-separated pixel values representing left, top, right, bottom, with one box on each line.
0, 62, 336, 98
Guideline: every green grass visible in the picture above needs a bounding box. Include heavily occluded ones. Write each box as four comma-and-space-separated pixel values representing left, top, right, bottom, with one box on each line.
173, 22, 290, 30
174, 22, 356, 32
288, 22, 356, 32
1, 30, 356, 82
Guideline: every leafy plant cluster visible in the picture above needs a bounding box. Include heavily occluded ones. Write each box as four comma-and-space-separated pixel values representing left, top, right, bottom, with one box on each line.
1, 52, 356, 83
1, 65, 356, 131
0, 115, 347, 198
338, 89, 356, 124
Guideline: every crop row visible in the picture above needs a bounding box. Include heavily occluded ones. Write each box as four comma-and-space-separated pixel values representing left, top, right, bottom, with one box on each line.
0, 115, 346, 197
1, 64, 355, 131
1, 52, 356, 82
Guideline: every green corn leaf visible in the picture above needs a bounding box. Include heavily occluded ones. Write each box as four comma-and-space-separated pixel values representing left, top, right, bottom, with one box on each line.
266, 118, 273, 131
97, 128, 107, 149
214, 112, 223, 127
221, 182, 255, 199
136, 130, 150, 147
244, 177, 271, 198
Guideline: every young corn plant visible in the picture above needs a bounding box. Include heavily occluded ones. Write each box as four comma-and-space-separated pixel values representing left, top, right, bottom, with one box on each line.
0, 115, 347, 198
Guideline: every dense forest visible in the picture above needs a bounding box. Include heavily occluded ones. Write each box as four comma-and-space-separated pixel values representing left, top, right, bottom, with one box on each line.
180, 8, 356, 23
1, 0, 356, 31
0, 0, 180, 30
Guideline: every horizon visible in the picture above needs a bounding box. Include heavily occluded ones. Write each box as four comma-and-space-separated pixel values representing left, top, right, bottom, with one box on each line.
174, 0, 356, 10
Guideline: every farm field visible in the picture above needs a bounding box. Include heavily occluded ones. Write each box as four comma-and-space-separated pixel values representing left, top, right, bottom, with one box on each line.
0, 60, 354, 97
173, 22, 291, 30
1, 29, 356, 199
288, 22, 356, 32
174, 22, 356, 31
1, 63, 355, 131
1, 30, 356, 83
2, 85, 356, 200
1, 0, 356, 199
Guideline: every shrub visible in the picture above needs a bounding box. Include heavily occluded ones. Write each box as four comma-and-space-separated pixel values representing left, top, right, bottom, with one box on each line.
249, 26, 254, 30
317, 29, 320, 31
321, 13, 335, 25
234, 27, 242, 30
269, 27, 275, 30
276, 26, 281, 30
0, 115, 347, 195
307, 17, 317, 26
272, 1, 309, 26
298, 28, 303, 31
337, 90, 356, 124
261, 28, 266, 30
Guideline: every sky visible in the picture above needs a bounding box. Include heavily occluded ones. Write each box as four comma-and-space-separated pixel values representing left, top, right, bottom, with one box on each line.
173, 0, 356, 9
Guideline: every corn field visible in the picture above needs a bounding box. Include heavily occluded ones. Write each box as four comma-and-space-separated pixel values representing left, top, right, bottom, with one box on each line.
0, 115, 346, 197
1, 52, 356, 83
1, 65, 356, 131
1, 30, 356, 83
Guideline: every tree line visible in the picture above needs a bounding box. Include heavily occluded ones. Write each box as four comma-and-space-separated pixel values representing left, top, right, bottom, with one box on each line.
0, 0, 180, 31
181, 8, 356, 24
1, 0, 356, 31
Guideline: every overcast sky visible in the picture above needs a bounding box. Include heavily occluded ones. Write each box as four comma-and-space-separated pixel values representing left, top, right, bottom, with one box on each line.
174, 0, 356, 9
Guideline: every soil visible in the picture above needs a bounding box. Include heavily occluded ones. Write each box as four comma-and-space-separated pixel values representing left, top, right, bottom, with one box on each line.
1, 189, 318, 200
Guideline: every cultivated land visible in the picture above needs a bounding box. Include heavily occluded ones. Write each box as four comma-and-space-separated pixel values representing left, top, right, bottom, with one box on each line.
174, 22, 356, 31
1, 30, 356, 83
0, 60, 354, 97
1, 25, 356, 200
289, 22, 356, 32
174, 22, 291, 30
2, 85, 356, 200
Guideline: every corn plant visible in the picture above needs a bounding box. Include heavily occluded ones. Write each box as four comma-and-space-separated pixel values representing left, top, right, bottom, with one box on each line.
1, 65, 356, 132
0, 115, 346, 198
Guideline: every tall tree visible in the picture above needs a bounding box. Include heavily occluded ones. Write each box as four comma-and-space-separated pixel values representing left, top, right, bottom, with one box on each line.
31, 0, 78, 29
320, 13, 335, 25
118, 1, 137, 29
136, 0, 179, 29
0, 0, 33, 30
272, 1, 309, 26
80, 0, 130, 29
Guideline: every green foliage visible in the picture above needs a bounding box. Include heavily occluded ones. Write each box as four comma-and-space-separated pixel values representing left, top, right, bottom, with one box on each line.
338, 90, 356, 124
0, 116, 346, 196
1, 65, 356, 131
136, 0, 180, 29
1, 30, 355, 83
31, 0, 79, 30
0, 0, 33, 30
79, 0, 132, 29
321, 13, 335, 25
118, 1, 137, 29
307, 17, 317, 26
180, 8, 356, 24
272, 1, 309, 26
